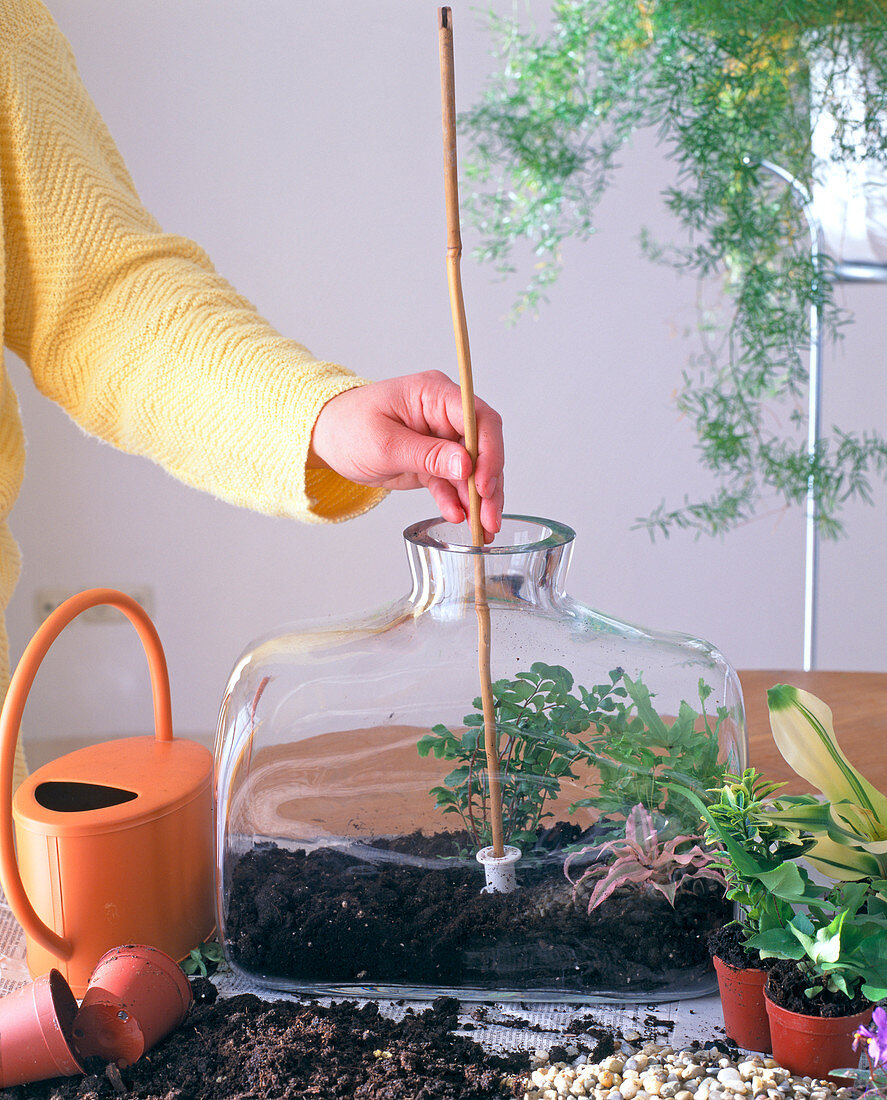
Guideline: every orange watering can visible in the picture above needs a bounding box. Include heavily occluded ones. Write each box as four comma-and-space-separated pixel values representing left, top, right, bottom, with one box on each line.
0, 589, 215, 996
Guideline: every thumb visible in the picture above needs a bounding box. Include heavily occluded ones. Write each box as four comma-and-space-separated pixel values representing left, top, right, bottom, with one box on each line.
386, 425, 471, 482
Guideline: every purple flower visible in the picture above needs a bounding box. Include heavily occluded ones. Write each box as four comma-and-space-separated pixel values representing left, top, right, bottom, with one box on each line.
855, 1007, 887, 1069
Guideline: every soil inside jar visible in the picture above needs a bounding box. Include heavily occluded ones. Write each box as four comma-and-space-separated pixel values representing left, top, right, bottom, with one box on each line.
225, 827, 731, 996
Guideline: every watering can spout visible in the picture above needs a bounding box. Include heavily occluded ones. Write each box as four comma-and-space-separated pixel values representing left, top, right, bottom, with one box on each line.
0, 589, 214, 995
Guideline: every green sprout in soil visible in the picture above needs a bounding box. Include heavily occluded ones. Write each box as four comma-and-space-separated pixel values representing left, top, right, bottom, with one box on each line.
417, 663, 730, 849
181, 940, 224, 978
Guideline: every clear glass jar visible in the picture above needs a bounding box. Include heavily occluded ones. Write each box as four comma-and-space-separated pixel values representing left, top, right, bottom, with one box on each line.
215, 516, 745, 1002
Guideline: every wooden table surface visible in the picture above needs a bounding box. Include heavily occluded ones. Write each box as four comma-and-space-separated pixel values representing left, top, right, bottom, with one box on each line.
738, 669, 887, 794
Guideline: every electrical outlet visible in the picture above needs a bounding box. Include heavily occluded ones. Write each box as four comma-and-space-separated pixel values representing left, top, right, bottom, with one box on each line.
33, 586, 156, 625
82, 586, 155, 624
34, 587, 76, 625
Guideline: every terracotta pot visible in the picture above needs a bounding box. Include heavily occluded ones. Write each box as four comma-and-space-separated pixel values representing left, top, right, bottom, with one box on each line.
0, 969, 83, 1087
73, 944, 193, 1066
713, 956, 771, 1052
764, 990, 873, 1082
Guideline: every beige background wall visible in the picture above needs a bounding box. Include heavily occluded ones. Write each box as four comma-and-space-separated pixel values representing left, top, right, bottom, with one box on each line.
7, 2, 886, 766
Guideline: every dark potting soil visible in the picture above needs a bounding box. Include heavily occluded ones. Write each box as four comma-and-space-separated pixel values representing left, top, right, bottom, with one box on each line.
707, 923, 774, 972
0, 986, 527, 1100
764, 959, 872, 1018
226, 829, 731, 996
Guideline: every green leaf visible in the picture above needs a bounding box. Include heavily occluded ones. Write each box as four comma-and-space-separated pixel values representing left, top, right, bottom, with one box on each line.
767, 686, 887, 825
745, 928, 805, 960
416, 735, 436, 758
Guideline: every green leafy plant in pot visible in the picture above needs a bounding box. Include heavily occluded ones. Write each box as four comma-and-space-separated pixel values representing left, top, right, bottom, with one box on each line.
748, 685, 887, 1078
635, 682, 887, 1065
672, 768, 818, 1051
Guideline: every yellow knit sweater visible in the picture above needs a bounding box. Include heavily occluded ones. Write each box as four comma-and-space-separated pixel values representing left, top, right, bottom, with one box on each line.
0, 1, 385, 783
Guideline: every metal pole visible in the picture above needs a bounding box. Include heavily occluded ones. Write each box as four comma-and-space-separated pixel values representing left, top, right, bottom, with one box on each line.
755, 158, 824, 671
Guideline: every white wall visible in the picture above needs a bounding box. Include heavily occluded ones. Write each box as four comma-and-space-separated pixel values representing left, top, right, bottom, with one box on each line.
7, 2, 886, 767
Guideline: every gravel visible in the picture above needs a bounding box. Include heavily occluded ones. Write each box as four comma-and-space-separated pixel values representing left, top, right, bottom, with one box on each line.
517, 1042, 855, 1100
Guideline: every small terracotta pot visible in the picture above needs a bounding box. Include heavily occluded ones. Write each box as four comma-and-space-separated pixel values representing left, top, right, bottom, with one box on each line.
764, 990, 872, 1082
73, 944, 192, 1066
0, 969, 83, 1087
713, 956, 771, 1052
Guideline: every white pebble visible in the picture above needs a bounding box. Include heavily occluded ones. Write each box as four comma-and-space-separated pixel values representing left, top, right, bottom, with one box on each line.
718, 1071, 744, 1087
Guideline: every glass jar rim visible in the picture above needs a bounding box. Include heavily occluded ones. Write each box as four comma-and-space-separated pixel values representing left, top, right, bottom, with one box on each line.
403, 515, 576, 555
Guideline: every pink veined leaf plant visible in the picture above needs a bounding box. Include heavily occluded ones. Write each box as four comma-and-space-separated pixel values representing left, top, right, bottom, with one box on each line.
564, 802, 725, 912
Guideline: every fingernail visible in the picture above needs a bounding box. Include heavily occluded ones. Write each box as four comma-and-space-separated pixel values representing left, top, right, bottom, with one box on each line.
486, 477, 498, 498
449, 454, 465, 480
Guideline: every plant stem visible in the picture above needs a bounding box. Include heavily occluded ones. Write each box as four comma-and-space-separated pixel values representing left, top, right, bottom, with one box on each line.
438, 6, 504, 857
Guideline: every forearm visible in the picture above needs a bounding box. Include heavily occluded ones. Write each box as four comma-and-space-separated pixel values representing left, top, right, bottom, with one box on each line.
0, 9, 384, 522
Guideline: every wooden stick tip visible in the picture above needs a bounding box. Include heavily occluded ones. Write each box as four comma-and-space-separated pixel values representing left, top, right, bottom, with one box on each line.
439, 7, 450, 29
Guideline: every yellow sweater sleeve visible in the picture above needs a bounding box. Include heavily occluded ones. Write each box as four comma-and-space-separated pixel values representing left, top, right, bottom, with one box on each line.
0, 2, 386, 523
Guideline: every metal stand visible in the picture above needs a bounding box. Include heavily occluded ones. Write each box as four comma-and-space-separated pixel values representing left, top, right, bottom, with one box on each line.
753, 159, 887, 669
755, 159, 824, 671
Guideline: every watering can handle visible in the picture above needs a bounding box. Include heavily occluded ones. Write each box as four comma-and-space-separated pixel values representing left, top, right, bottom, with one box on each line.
0, 588, 173, 961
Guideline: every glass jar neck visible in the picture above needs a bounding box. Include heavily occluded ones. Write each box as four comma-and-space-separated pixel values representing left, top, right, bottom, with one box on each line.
403, 516, 575, 614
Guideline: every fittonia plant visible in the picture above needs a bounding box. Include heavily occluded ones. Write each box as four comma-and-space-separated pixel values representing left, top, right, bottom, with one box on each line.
417, 663, 730, 851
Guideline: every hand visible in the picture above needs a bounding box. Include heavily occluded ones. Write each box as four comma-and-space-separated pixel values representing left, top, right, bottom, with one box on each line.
309, 371, 504, 541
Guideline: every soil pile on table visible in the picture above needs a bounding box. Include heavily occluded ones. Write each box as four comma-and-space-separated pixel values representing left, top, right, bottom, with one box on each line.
0, 986, 526, 1100
226, 831, 730, 996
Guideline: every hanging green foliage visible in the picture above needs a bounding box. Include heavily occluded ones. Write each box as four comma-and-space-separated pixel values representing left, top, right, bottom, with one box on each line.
463, 0, 887, 537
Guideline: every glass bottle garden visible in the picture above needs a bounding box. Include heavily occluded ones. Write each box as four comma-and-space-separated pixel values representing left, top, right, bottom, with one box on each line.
215, 516, 745, 1002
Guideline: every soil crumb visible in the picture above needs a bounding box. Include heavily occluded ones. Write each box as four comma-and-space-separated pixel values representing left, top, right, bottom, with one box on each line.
0, 988, 526, 1100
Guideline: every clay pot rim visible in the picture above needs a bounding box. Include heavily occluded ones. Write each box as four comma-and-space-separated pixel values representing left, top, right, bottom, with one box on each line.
73, 944, 193, 1068
0, 969, 84, 1088
764, 988, 874, 1026
83, 944, 192, 1008
765, 990, 875, 1029
712, 954, 769, 977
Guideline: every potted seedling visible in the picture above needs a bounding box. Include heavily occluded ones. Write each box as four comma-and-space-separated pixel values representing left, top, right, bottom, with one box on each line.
676, 684, 887, 1067
753, 879, 887, 1080
748, 685, 887, 1077
667, 768, 819, 1051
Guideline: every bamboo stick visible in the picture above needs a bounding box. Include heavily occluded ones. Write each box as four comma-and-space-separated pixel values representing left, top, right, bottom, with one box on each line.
438, 6, 504, 859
